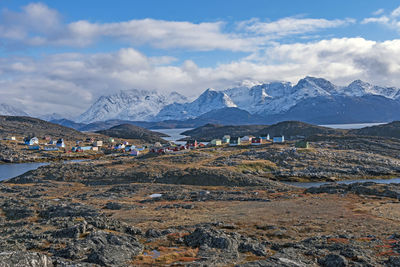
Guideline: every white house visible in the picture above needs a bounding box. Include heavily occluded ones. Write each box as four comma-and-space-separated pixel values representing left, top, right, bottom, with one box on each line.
25, 137, 39, 146
56, 138, 65, 148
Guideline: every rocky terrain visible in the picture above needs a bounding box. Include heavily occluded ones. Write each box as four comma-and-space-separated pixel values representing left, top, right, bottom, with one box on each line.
0, 171, 399, 266
1, 119, 400, 265
9, 134, 400, 184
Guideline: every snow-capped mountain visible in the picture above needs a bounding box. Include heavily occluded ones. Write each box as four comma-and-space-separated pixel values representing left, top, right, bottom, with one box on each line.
340, 80, 399, 99
39, 113, 70, 121
77, 77, 400, 124
154, 76, 378, 120
77, 89, 188, 123
155, 89, 236, 121
0, 103, 28, 116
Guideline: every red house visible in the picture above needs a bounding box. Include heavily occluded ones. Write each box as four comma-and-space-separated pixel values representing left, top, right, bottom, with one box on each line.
251, 137, 263, 145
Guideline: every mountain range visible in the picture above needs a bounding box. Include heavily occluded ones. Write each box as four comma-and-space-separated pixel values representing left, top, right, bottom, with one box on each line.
2, 77, 400, 127
75, 77, 400, 125
0, 103, 28, 117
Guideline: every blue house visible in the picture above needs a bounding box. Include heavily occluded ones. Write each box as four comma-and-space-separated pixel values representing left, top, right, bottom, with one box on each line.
44, 146, 58, 151
273, 136, 285, 143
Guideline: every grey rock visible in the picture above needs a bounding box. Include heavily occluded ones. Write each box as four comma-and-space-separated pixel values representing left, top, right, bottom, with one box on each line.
318, 254, 348, 267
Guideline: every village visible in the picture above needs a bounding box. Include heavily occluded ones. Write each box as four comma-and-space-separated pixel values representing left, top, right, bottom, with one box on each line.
1, 131, 311, 163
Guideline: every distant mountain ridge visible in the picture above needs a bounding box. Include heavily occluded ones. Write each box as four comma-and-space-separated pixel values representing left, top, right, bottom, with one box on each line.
77, 89, 188, 123
75, 77, 400, 124
0, 103, 28, 117
154, 77, 400, 121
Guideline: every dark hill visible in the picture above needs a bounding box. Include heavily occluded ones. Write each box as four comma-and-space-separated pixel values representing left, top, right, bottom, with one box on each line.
349, 121, 400, 139
0, 116, 88, 140
181, 124, 268, 141
257, 121, 346, 138
182, 121, 346, 141
96, 124, 168, 143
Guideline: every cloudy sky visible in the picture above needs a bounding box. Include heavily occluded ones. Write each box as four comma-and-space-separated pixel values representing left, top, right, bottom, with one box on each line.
1, 0, 400, 117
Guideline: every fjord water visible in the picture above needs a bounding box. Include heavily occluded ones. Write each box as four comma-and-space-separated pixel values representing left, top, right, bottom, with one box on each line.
285, 178, 400, 188
0, 162, 48, 181
156, 128, 193, 144
319, 122, 387, 129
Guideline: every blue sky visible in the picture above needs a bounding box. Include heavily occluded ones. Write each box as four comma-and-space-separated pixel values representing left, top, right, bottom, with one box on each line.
1, 1, 400, 116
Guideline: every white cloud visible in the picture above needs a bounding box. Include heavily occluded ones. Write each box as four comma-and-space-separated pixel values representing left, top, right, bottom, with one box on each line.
0, 3, 354, 52
238, 17, 355, 37
373, 9, 385, 16
362, 5, 400, 31
2, 38, 400, 117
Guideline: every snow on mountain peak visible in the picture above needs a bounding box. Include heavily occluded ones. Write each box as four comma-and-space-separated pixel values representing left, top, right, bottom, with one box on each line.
0, 103, 28, 116
344, 80, 399, 99
76, 77, 400, 123
77, 89, 188, 123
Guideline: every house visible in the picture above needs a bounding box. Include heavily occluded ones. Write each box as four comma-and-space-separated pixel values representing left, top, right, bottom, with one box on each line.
154, 142, 162, 148
93, 140, 103, 147
273, 136, 285, 143
56, 138, 65, 148
240, 136, 253, 142
43, 136, 51, 141
222, 135, 230, 144
251, 137, 263, 145
86, 138, 94, 143
108, 137, 115, 143
123, 141, 129, 146
72, 146, 82, 152
80, 146, 92, 151
5, 136, 16, 141
44, 146, 58, 151
125, 145, 136, 152
28, 145, 40, 150
76, 140, 83, 145
229, 137, 241, 146
210, 139, 222, 146
295, 140, 309, 148
24, 137, 39, 146
115, 143, 125, 149
186, 140, 198, 148
130, 149, 140, 156
48, 140, 57, 145
91, 146, 99, 151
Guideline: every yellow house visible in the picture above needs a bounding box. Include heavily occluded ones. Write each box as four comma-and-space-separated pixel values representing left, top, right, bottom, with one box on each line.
210, 139, 222, 146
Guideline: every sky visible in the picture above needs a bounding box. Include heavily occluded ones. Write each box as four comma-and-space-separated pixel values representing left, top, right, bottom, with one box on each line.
1, 0, 400, 117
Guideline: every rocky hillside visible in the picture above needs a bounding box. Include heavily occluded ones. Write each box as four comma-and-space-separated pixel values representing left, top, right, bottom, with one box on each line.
0, 116, 88, 140
96, 124, 168, 143
182, 121, 345, 141
257, 121, 346, 138
349, 121, 400, 139
181, 124, 268, 141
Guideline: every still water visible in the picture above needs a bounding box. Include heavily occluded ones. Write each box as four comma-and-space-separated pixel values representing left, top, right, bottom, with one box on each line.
155, 128, 193, 145
285, 177, 400, 188
0, 162, 49, 181
319, 122, 387, 129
